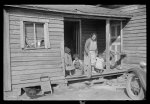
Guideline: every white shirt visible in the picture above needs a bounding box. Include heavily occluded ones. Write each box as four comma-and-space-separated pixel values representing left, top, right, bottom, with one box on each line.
95, 57, 104, 69
89, 39, 97, 51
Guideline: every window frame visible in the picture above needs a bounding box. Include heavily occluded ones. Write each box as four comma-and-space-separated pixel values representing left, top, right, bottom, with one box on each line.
110, 24, 120, 39
20, 18, 50, 50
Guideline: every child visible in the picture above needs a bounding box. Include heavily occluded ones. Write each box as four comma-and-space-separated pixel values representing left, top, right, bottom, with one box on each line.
64, 47, 75, 76
95, 53, 105, 73
73, 54, 83, 75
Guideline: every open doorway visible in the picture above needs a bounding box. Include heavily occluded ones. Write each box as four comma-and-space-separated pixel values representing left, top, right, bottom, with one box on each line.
64, 19, 80, 59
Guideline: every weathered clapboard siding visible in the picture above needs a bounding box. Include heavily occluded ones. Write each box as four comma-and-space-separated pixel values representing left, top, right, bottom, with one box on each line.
11, 60, 62, 67
12, 71, 63, 80
8, 8, 65, 89
12, 76, 65, 85
12, 68, 62, 76
12, 79, 67, 90
118, 5, 146, 66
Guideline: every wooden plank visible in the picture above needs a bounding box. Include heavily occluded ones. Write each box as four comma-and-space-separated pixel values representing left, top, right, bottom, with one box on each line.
49, 19, 64, 24
51, 79, 67, 84
124, 25, 146, 31
106, 19, 110, 70
50, 76, 65, 81
9, 20, 20, 26
11, 56, 61, 62
9, 25, 20, 29
10, 43, 61, 49
123, 47, 146, 51
123, 36, 146, 40
123, 57, 146, 64
10, 52, 61, 57
48, 24, 64, 28
12, 82, 43, 89
10, 29, 20, 34
49, 28, 64, 32
12, 79, 67, 89
10, 34, 20, 39
123, 43, 146, 47
11, 60, 62, 67
9, 13, 64, 21
126, 18, 146, 25
123, 40, 146, 44
12, 78, 40, 84
4, 9, 11, 91
12, 71, 63, 80
10, 38, 20, 44
126, 53, 146, 58
130, 15, 146, 21
12, 68, 62, 75
10, 48, 60, 53
124, 22, 146, 28
123, 29, 146, 34
49, 31, 64, 36
49, 36, 63, 40
124, 50, 146, 54
11, 64, 62, 71
123, 33, 146, 37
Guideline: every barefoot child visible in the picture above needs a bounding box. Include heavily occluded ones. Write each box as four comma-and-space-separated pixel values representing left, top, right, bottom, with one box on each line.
73, 54, 83, 75
95, 53, 105, 73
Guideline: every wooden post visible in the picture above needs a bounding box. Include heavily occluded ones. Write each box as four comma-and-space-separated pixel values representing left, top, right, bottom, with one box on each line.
4, 9, 11, 91
106, 19, 110, 70
33, 23, 36, 48
60, 42, 65, 77
120, 21, 123, 68
79, 20, 82, 59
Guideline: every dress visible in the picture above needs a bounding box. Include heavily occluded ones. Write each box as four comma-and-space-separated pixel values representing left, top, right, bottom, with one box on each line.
84, 38, 98, 77
95, 57, 104, 70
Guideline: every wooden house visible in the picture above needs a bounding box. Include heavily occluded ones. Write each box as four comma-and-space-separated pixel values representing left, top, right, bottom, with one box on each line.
3, 5, 146, 94
115, 5, 146, 69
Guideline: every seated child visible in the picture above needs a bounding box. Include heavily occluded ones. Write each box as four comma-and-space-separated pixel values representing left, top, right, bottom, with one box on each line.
95, 53, 105, 73
64, 47, 75, 76
73, 54, 83, 75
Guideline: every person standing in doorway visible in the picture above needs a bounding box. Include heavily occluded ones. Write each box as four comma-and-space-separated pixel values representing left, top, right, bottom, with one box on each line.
84, 33, 98, 78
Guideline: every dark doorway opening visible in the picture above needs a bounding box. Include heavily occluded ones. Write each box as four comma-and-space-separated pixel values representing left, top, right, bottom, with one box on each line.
64, 20, 80, 58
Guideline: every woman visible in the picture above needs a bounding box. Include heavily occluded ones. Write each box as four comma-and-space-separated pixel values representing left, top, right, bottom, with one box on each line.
84, 33, 98, 78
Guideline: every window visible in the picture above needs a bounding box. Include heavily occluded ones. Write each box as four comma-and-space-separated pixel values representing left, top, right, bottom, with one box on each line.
20, 19, 50, 49
24, 22, 45, 48
110, 24, 120, 39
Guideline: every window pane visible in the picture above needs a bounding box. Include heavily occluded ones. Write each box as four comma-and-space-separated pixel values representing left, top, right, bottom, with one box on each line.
24, 22, 45, 49
111, 26, 115, 37
25, 22, 35, 48
117, 25, 120, 36
35, 23, 45, 48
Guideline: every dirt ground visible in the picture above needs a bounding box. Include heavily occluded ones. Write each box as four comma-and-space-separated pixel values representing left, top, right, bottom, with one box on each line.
4, 77, 131, 100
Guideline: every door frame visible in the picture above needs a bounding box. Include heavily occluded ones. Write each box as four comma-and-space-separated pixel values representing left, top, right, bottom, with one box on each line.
64, 18, 82, 59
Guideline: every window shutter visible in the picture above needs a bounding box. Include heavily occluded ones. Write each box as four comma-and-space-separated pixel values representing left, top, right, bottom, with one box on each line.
44, 23, 50, 49
20, 21, 25, 49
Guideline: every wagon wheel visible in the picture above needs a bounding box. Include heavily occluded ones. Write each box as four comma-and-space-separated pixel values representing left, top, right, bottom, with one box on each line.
126, 73, 145, 100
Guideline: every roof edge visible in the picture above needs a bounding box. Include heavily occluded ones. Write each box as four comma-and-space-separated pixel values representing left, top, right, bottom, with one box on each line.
4, 5, 132, 19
